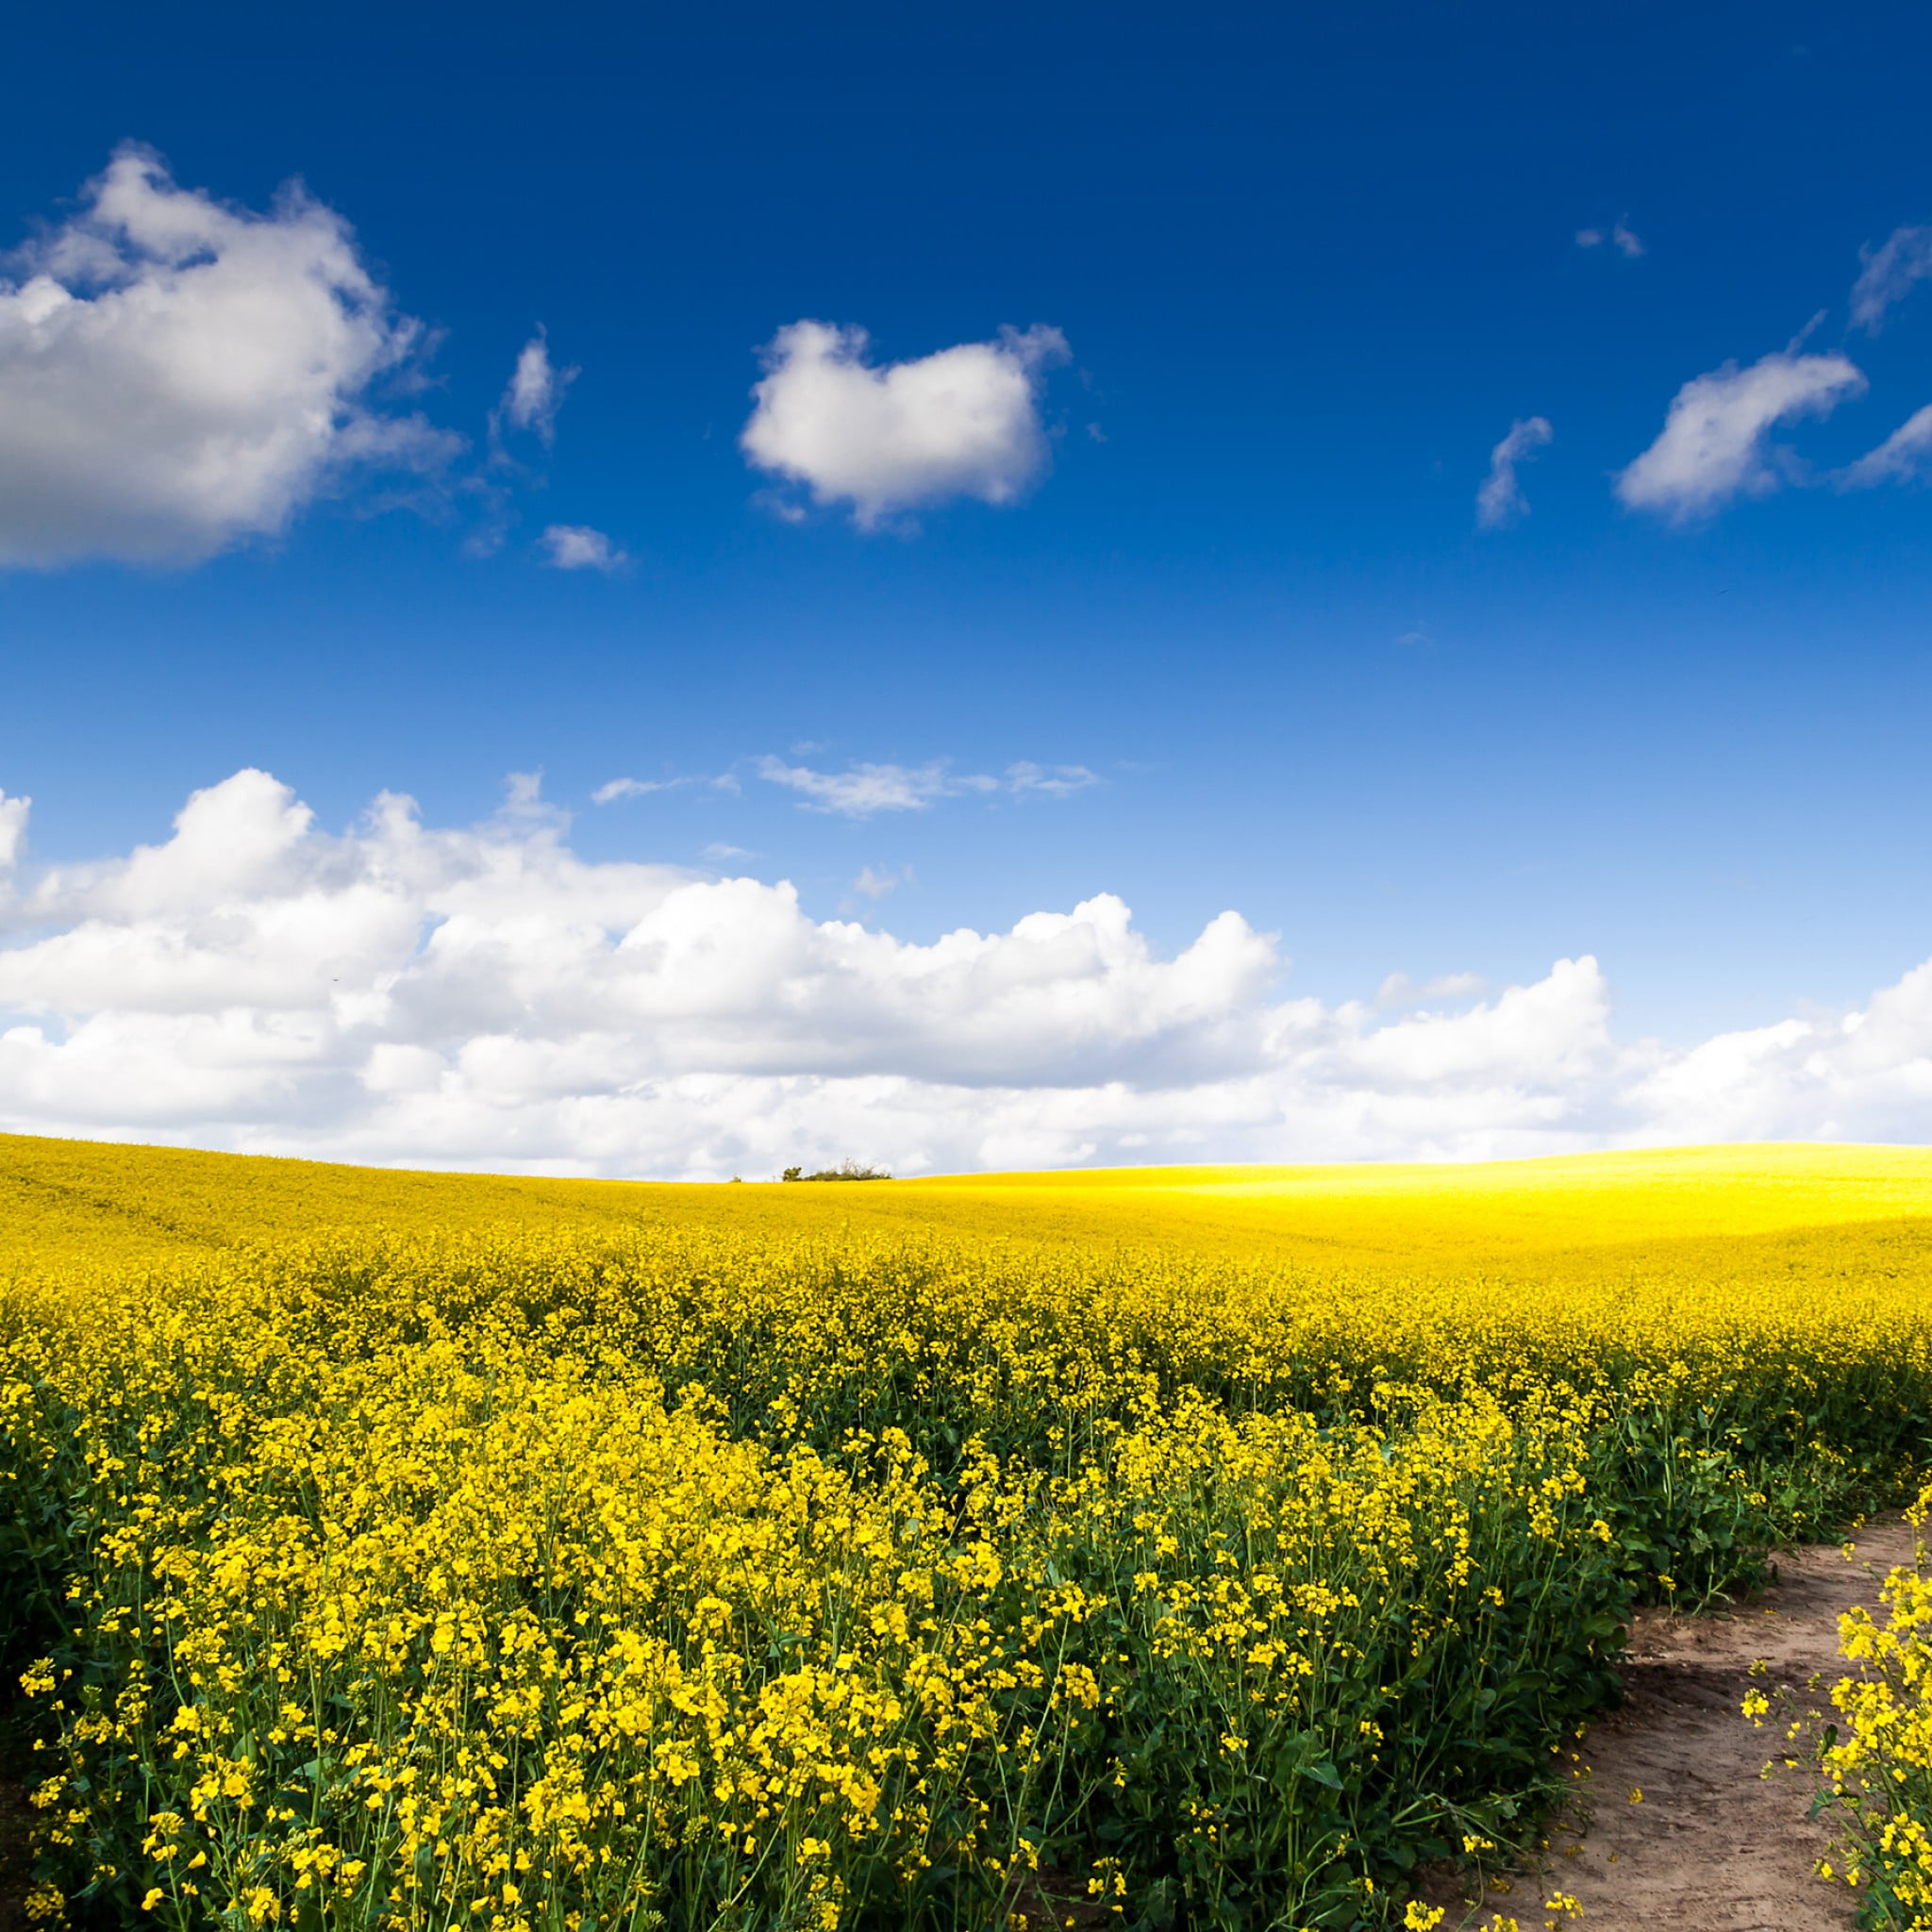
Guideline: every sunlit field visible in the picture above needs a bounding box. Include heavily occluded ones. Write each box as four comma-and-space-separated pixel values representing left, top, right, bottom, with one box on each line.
6, 1134, 1932, 1930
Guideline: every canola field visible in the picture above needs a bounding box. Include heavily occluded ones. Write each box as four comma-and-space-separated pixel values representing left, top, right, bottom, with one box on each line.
5, 1134, 1932, 1932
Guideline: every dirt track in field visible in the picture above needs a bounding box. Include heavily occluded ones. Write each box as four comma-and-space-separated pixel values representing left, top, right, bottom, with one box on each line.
1430, 1519, 1920, 1932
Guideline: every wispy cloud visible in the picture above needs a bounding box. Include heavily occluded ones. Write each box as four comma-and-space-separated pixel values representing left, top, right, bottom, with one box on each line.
1576, 218, 1644, 258
592, 772, 738, 806
756, 758, 967, 815
1475, 416, 1553, 529
592, 776, 684, 805
1837, 403, 1932, 489
1376, 970, 1487, 1010
756, 758, 1097, 818
540, 525, 627, 572
495, 328, 577, 446
852, 863, 912, 900
1851, 225, 1932, 333
1616, 349, 1865, 521
1005, 761, 1100, 798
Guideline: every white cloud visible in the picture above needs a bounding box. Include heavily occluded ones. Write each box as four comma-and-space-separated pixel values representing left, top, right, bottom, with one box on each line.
755, 758, 1094, 818
498, 329, 575, 444
1576, 219, 1643, 258
0, 145, 455, 568
740, 320, 1070, 526
540, 525, 626, 571
1475, 415, 1553, 528
592, 776, 683, 805
852, 864, 911, 901
1837, 404, 1932, 489
1375, 971, 1487, 1010
1851, 225, 1932, 333
1615, 349, 1866, 521
0, 792, 25, 871
757, 758, 961, 815
1006, 761, 1100, 798
4, 771, 1932, 1177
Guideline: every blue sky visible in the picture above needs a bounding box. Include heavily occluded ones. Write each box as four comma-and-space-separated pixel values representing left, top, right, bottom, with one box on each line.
2, 1, 1931, 1174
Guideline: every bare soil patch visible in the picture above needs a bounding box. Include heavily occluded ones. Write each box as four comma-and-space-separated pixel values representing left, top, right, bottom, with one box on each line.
1428, 1520, 1920, 1931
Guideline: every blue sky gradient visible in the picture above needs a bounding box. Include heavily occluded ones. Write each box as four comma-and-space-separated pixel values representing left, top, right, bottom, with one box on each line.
2, 2, 1930, 1173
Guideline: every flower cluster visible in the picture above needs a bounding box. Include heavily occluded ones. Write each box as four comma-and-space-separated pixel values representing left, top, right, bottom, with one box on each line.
1810, 1491, 1932, 1928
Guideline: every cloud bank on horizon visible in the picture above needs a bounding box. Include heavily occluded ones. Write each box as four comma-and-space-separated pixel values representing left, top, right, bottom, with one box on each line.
1, 770, 1928, 1180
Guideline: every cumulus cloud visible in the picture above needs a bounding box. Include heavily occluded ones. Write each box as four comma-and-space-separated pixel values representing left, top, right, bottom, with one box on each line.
540, 525, 626, 571
4, 771, 1932, 1177
756, 758, 1095, 817
1615, 349, 1866, 521
741, 320, 1070, 526
0, 145, 455, 568
1851, 225, 1932, 333
0, 792, 26, 872
1838, 404, 1932, 489
1576, 219, 1644, 258
498, 329, 575, 444
1475, 416, 1553, 528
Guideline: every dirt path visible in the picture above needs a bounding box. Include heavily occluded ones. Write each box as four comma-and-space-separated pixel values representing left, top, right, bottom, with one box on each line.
1443, 1520, 1923, 1931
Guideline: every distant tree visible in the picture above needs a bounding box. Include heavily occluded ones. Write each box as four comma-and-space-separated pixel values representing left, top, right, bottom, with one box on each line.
780, 1160, 891, 1182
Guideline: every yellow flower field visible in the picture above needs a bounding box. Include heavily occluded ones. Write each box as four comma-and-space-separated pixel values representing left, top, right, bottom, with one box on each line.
5, 1133, 1932, 1930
